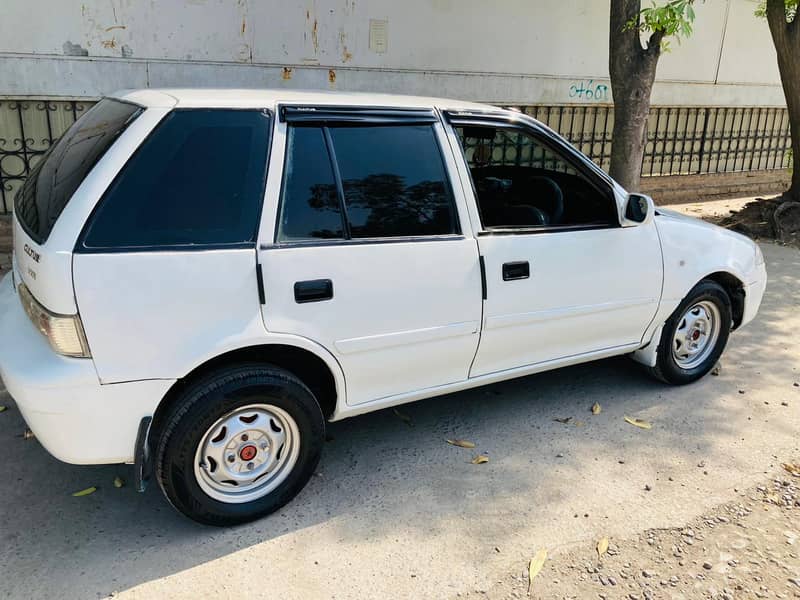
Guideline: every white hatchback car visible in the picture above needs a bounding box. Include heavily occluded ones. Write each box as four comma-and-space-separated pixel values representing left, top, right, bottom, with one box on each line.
0, 89, 766, 525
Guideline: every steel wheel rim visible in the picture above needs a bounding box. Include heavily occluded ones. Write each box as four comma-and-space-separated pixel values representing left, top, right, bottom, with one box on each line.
193, 403, 301, 504
671, 300, 721, 370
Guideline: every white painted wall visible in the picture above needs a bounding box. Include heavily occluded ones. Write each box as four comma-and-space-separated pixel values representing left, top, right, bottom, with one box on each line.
0, 0, 785, 106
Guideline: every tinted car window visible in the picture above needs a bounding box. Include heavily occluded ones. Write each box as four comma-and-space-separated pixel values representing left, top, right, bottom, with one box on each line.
82, 109, 271, 249
15, 98, 142, 244
277, 126, 344, 241
329, 125, 458, 238
455, 125, 617, 229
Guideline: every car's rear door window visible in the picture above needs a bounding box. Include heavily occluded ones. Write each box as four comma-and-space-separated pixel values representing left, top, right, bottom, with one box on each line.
329, 125, 458, 238
80, 109, 271, 251
15, 98, 142, 244
276, 122, 459, 242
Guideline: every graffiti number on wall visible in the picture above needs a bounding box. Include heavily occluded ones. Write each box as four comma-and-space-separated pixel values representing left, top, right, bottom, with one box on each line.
568, 80, 610, 102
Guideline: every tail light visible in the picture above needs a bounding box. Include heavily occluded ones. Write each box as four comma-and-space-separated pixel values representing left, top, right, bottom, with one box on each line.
17, 283, 91, 358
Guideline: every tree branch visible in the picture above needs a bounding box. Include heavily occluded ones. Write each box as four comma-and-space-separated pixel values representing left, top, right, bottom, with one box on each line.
646, 30, 665, 54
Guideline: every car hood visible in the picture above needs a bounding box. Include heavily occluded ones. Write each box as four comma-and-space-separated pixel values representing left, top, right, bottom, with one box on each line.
656, 206, 716, 226
656, 207, 753, 242
655, 207, 697, 221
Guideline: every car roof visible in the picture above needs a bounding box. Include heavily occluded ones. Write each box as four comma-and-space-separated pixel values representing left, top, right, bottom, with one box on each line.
111, 88, 502, 113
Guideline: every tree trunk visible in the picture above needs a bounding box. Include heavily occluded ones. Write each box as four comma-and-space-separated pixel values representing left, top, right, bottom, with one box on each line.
766, 0, 800, 202
608, 0, 663, 192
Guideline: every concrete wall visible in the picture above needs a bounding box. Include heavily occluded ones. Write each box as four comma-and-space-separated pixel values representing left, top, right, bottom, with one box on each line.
0, 0, 785, 106
641, 170, 790, 204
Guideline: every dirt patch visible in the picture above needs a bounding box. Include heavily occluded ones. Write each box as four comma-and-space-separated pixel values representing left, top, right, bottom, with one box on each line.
459, 464, 800, 599
710, 196, 800, 249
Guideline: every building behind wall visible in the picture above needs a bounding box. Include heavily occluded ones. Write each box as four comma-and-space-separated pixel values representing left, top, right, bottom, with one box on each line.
0, 0, 790, 214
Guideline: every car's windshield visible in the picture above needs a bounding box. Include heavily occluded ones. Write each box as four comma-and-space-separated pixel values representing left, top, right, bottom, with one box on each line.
14, 98, 142, 244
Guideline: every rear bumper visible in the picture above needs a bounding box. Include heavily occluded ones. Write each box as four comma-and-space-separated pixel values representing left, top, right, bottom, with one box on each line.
0, 273, 173, 464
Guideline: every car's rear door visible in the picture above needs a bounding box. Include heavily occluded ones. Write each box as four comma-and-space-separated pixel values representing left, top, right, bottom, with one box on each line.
256, 106, 482, 406
443, 113, 663, 377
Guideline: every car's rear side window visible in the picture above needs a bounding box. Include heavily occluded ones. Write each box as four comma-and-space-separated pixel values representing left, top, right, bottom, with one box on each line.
80, 109, 271, 251
15, 98, 142, 244
277, 123, 459, 242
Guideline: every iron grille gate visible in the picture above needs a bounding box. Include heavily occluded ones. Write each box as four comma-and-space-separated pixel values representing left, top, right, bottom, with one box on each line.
0, 99, 91, 214
0, 99, 792, 214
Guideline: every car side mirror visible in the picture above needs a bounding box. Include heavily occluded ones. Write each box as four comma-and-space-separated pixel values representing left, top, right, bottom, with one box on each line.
622, 193, 655, 226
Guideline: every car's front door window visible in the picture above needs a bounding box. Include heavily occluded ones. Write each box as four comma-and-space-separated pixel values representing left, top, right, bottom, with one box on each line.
454, 125, 618, 231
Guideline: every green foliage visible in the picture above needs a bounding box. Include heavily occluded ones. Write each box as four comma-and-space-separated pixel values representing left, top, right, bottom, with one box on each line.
626, 0, 698, 51
754, 0, 798, 20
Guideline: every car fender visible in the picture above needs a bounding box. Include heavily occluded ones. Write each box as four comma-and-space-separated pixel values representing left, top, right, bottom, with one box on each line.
636, 209, 759, 357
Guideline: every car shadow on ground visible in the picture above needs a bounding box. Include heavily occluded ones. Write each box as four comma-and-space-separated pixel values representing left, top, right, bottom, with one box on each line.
0, 243, 797, 599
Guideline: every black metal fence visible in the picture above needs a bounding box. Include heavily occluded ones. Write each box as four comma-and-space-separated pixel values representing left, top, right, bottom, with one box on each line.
0, 99, 792, 214
517, 104, 792, 178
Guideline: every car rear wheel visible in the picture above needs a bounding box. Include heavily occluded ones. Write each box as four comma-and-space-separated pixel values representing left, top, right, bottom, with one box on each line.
647, 280, 732, 385
155, 364, 325, 526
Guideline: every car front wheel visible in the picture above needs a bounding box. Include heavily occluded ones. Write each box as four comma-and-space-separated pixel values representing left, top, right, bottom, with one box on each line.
647, 279, 732, 385
155, 364, 325, 526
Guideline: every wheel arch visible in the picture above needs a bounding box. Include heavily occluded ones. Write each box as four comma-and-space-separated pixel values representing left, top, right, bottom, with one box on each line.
702, 270, 745, 329
149, 342, 344, 448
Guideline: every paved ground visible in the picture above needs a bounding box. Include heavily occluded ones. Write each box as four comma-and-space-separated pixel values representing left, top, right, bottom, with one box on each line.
0, 211, 798, 599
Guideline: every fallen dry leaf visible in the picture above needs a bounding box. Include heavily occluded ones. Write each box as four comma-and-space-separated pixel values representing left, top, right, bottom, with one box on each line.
624, 415, 652, 430
113, 476, 125, 489
527, 549, 548, 595
22, 429, 35, 440
596, 537, 609, 557
72, 486, 97, 497
393, 408, 413, 427
553, 417, 572, 424
471, 454, 489, 464
574, 420, 585, 427
782, 462, 800, 477
591, 402, 601, 415
446, 439, 476, 449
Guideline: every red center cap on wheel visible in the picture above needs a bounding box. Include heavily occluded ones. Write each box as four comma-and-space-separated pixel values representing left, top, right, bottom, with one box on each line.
239, 445, 257, 461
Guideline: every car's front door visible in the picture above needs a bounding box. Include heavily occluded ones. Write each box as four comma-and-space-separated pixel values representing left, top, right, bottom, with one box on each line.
257, 107, 482, 406
444, 115, 663, 377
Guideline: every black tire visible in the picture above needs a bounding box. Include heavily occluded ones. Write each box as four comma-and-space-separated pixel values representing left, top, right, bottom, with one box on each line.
155, 364, 325, 526
646, 280, 732, 385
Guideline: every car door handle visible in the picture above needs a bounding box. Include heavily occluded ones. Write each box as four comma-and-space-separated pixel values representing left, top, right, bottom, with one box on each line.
502, 261, 530, 281
294, 279, 333, 303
